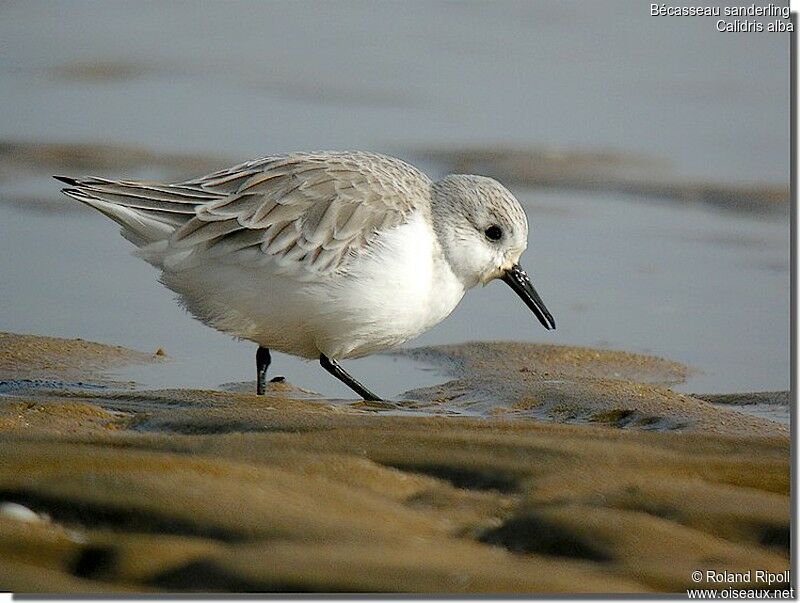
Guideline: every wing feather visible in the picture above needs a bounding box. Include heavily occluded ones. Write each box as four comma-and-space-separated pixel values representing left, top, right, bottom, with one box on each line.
59, 152, 431, 277
167, 151, 431, 277
76, 189, 197, 214
171, 219, 244, 248
209, 229, 265, 258
263, 222, 301, 254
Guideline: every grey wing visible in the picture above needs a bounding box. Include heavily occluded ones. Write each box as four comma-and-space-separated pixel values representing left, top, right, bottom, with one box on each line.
166, 152, 431, 277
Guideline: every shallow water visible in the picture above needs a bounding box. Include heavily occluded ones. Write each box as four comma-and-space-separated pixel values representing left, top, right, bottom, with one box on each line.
0, 1, 789, 398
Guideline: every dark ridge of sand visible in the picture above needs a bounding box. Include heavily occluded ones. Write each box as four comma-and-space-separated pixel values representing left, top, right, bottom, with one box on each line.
0, 332, 789, 593
695, 391, 790, 407
48, 59, 410, 108
0, 139, 228, 213
50, 61, 152, 83
419, 147, 788, 214
0, 139, 222, 176
2, 140, 787, 217
692, 391, 791, 426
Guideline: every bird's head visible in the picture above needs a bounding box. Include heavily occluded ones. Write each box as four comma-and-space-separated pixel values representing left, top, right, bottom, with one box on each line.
431, 174, 555, 330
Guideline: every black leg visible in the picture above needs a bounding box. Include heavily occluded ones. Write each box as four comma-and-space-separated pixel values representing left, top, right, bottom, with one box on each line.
256, 347, 271, 395
319, 354, 382, 401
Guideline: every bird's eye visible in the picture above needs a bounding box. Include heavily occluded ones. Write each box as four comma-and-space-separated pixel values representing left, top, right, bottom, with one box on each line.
484, 225, 503, 241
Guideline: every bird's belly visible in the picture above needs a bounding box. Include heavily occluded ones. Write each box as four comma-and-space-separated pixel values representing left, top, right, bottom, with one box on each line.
158, 214, 464, 360
161, 264, 324, 358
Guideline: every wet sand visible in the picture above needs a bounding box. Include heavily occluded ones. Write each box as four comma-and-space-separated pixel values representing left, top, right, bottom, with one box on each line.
0, 332, 159, 383
0, 332, 789, 593
398, 342, 787, 436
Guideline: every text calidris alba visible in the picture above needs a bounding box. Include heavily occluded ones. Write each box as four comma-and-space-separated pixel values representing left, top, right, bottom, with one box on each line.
56, 151, 555, 399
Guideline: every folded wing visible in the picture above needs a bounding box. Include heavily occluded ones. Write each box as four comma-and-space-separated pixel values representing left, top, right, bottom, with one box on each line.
59, 152, 431, 278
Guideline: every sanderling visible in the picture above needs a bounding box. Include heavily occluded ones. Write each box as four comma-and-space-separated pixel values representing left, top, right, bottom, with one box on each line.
55, 151, 555, 400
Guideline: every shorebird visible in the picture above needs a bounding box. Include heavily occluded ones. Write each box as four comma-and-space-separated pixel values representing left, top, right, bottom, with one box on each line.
55, 151, 555, 400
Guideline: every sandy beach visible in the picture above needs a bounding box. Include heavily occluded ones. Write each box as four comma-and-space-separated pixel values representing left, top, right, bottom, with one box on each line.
0, 331, 788, 593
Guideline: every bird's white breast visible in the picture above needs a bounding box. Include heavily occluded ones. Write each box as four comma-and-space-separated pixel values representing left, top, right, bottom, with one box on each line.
305, 211, 466, 359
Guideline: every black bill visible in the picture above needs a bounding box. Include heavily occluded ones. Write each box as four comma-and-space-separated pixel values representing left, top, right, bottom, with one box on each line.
501, 264, 556, 330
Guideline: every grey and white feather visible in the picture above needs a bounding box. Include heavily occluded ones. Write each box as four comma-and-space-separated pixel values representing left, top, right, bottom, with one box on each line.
56, 151, 555, 399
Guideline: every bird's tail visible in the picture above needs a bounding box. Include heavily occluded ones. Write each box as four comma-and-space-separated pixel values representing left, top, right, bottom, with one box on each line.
54, 176, 221, 247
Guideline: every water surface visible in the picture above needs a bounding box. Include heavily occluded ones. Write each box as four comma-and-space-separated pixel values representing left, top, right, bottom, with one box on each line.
0, 1, 789, 397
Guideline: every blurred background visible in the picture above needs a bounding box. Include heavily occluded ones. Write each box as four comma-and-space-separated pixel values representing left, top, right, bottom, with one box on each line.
0, 0, 790, 397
